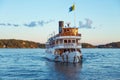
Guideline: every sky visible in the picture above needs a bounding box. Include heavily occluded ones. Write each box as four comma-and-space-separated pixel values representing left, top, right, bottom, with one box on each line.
0, 0, 120, 45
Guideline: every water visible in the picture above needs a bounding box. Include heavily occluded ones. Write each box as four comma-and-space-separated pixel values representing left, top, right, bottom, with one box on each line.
0, 48, 120, 80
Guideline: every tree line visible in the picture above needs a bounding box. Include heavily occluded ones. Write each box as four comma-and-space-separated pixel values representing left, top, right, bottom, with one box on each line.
0, 39, 45, 48
0, 39, 120, 48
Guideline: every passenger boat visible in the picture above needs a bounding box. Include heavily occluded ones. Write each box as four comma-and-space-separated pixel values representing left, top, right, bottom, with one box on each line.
45, 21, 82, 63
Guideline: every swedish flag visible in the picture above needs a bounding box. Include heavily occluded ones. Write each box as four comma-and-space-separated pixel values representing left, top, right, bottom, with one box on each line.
69, 4, 75, 12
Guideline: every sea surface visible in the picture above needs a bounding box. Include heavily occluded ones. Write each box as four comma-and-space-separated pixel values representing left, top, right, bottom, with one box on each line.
0, 48, 120, 80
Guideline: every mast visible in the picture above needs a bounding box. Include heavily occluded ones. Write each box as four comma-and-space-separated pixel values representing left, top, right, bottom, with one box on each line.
69, 3, 76, 27
74, 2, 76, 27
73, 0, 76, 27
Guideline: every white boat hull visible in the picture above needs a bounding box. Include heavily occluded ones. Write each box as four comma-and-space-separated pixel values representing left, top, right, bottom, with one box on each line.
45, 50, 82, 63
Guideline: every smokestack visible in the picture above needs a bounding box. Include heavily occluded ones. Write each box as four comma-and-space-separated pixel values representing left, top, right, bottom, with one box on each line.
59, 21, 64, 33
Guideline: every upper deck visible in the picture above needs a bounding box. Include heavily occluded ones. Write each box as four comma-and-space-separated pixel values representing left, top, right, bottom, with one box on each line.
53, 27, 81, 40
48, 21, 81, 41
60, 27, 80, 36
46, 21, 82, 49
48, 28, 81, 41
58, 21, 81, 36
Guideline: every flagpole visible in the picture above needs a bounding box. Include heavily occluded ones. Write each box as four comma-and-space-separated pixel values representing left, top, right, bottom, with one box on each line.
74, 4, 76, 27
69, 3, 76, 27
73, 2, 76, 27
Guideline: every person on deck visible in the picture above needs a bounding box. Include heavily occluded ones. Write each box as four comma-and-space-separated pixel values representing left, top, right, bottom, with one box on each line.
54, 50, 60, 61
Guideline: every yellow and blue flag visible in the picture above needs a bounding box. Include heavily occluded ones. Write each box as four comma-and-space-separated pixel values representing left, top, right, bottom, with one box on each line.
69, 4, 75, 12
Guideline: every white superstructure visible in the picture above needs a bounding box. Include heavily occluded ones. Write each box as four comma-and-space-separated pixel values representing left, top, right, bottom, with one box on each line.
46, 21, 82, 63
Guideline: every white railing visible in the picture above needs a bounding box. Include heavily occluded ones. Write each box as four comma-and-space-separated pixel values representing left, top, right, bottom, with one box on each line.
55, 36, 81, 40
53, 43, 82, 49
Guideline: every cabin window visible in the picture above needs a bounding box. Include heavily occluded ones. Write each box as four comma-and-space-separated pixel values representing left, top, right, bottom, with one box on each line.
67, 29, 69, 32
64, 40, 67, 43
68, 40, 71, 43
64, 29, 66, 32
72, 40, 75, 43
60, 39, 63, 44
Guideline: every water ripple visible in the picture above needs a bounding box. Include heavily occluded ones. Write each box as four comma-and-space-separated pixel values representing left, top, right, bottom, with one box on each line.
0, 49, 119, 80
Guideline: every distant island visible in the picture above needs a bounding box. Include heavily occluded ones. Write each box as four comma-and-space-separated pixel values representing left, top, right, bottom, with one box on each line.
82, 42, 120, 48
0, 39, 120, 48
0, 39, 45, 48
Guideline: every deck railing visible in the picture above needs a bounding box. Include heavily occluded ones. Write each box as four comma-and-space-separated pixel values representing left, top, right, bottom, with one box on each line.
46, 43, 82, 49
54, 43, 81, 48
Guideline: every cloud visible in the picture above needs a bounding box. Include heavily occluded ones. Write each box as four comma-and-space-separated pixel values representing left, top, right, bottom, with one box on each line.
0, 23, 6, 26
7, 23, 12, 26
13, 24, 19, 27
38, 21, 44, 26
24, 20, 54, 27
24, 21, 37, 27
79, 18, 94, 29
38, 20, 54, 26
0, 23, 20, 27
0, 20, 54, 27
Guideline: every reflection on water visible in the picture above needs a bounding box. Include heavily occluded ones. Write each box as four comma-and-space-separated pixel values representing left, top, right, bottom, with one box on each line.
54, 62, 82, 80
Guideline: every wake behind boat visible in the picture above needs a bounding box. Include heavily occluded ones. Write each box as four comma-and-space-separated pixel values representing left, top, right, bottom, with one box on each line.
45, 21, 82, 63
